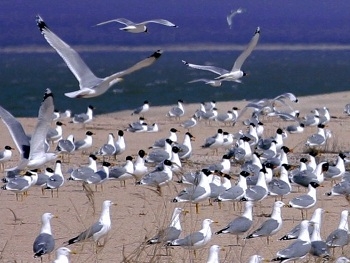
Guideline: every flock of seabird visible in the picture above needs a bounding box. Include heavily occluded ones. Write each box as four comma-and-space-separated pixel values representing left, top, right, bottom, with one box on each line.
0, 7, 350, 263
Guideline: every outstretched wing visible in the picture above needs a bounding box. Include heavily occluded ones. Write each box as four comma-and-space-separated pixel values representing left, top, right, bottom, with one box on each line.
36, 15, 100, 89
232, 27, 260, 71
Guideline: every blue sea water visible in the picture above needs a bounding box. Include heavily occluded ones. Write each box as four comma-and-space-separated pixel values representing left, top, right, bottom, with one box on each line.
1, 48, 350, 117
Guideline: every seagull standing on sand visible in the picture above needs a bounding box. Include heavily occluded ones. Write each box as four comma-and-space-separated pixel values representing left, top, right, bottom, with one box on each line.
74, 131, 94, 153
183, 27, 260, 83
326, 210, 349, 253
95, 18, 178, 33
36, 15, 162, 98
215, 201, 253, 244
245, 201, 285, 244
0, 146, 14, 171
33, 213, 55, 260
168, 218, 215, 251
167, 100, 185, 120
65, 200, 114, 246
271, 220, 312, 262
71, 105, 95, 125
147, 207, 186, 245
131, 100, 150, 116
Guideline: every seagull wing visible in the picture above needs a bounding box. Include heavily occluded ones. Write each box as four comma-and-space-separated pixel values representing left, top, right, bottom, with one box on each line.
182, 60, 229, 76
0, 105, 30, 160
231, 27, 260, 71
29, 89, 55, 160
142, 19, 177, 27
36, 15, 101, 89
104, 50, 162, 81
95, 18, 134, 26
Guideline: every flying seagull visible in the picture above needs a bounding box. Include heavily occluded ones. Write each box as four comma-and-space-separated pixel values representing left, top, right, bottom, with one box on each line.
36, 15, 162, 98
183, 27, 260, 83
0, 89, 56, 171
95, 18, 178, 33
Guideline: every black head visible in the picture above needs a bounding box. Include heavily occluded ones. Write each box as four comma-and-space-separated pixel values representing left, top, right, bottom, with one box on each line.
138, 149, 146, 158
118, 130, 124, 136
240, 171, 250, 177
222, 154, 230, 160
86, 131, 94, 136
281, 163, 291, 170
202, 169, 212, 176
56, 160, 62, 164
170, 128, 178, 133
126, 156, 133, 161
144, 100, 149, 104
163, 159, 172, 166
276, 128, 283, 134
102, 161, 111, 167
172, 146, 180, 153
339, 152, 347, 159
89, 154, 97, 160
165, 138, 173, 145
309, 181, 320, 188
217, 129, 223, 134
46, 167, 54, 173
243, 71, 247, 76
281, 146, 290, 153
56, 121, 63, 126
322, 162, 329, 172
88, 105, 95, 110
317, 124, 325, 129
4, 146, 13, 150
300, 157, 308, 163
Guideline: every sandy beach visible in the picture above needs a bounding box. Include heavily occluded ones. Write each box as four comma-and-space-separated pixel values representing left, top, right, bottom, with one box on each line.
1, 91, 350, 262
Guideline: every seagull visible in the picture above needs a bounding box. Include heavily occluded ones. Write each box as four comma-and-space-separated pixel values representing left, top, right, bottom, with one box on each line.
0, 146, 14, 171
133, 149, 148, 180
65, 200, 114, 246
36, 15, 162, 98
288, 181, 320, 219
167, 100, 185, 119
174, 132, 195, 160
309, 209, 330, 260
201, 129, 224, 154
168, 218, 215, 250
226, 8, 245, 29
136, 159, 173, 195
35, 167, 54, 195
108, 156, 134, 186
97, 133, 116, 159
131, 100, 150, 116
71, 105, 95, 124
33, 212, 55, 260
84, 161, 111, 190
182, 27, 260, 83
245, 201, 285, 244
53, 247, 73, 263
151, 128, 178, 148
271, 220, 312, 263
74, 131, 94, 153
1, 170, 35, 200
68, 154, 97, 181
114, 130, 126, 157
172, 169, 212, 213
215, 171, 249, 203
188, 78, 222, 87
147, 207, 186, 245
279, 208, 322, 241
95, 18, 178, 33
0, 89, 57, 170
46, 121, 64, 144
45, 160, 65, 197
215, 201, 253, 244
181, 115, 198, 130
56, 135, 75, 162
206, 245, 222, 263
326, 210, 349, 253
